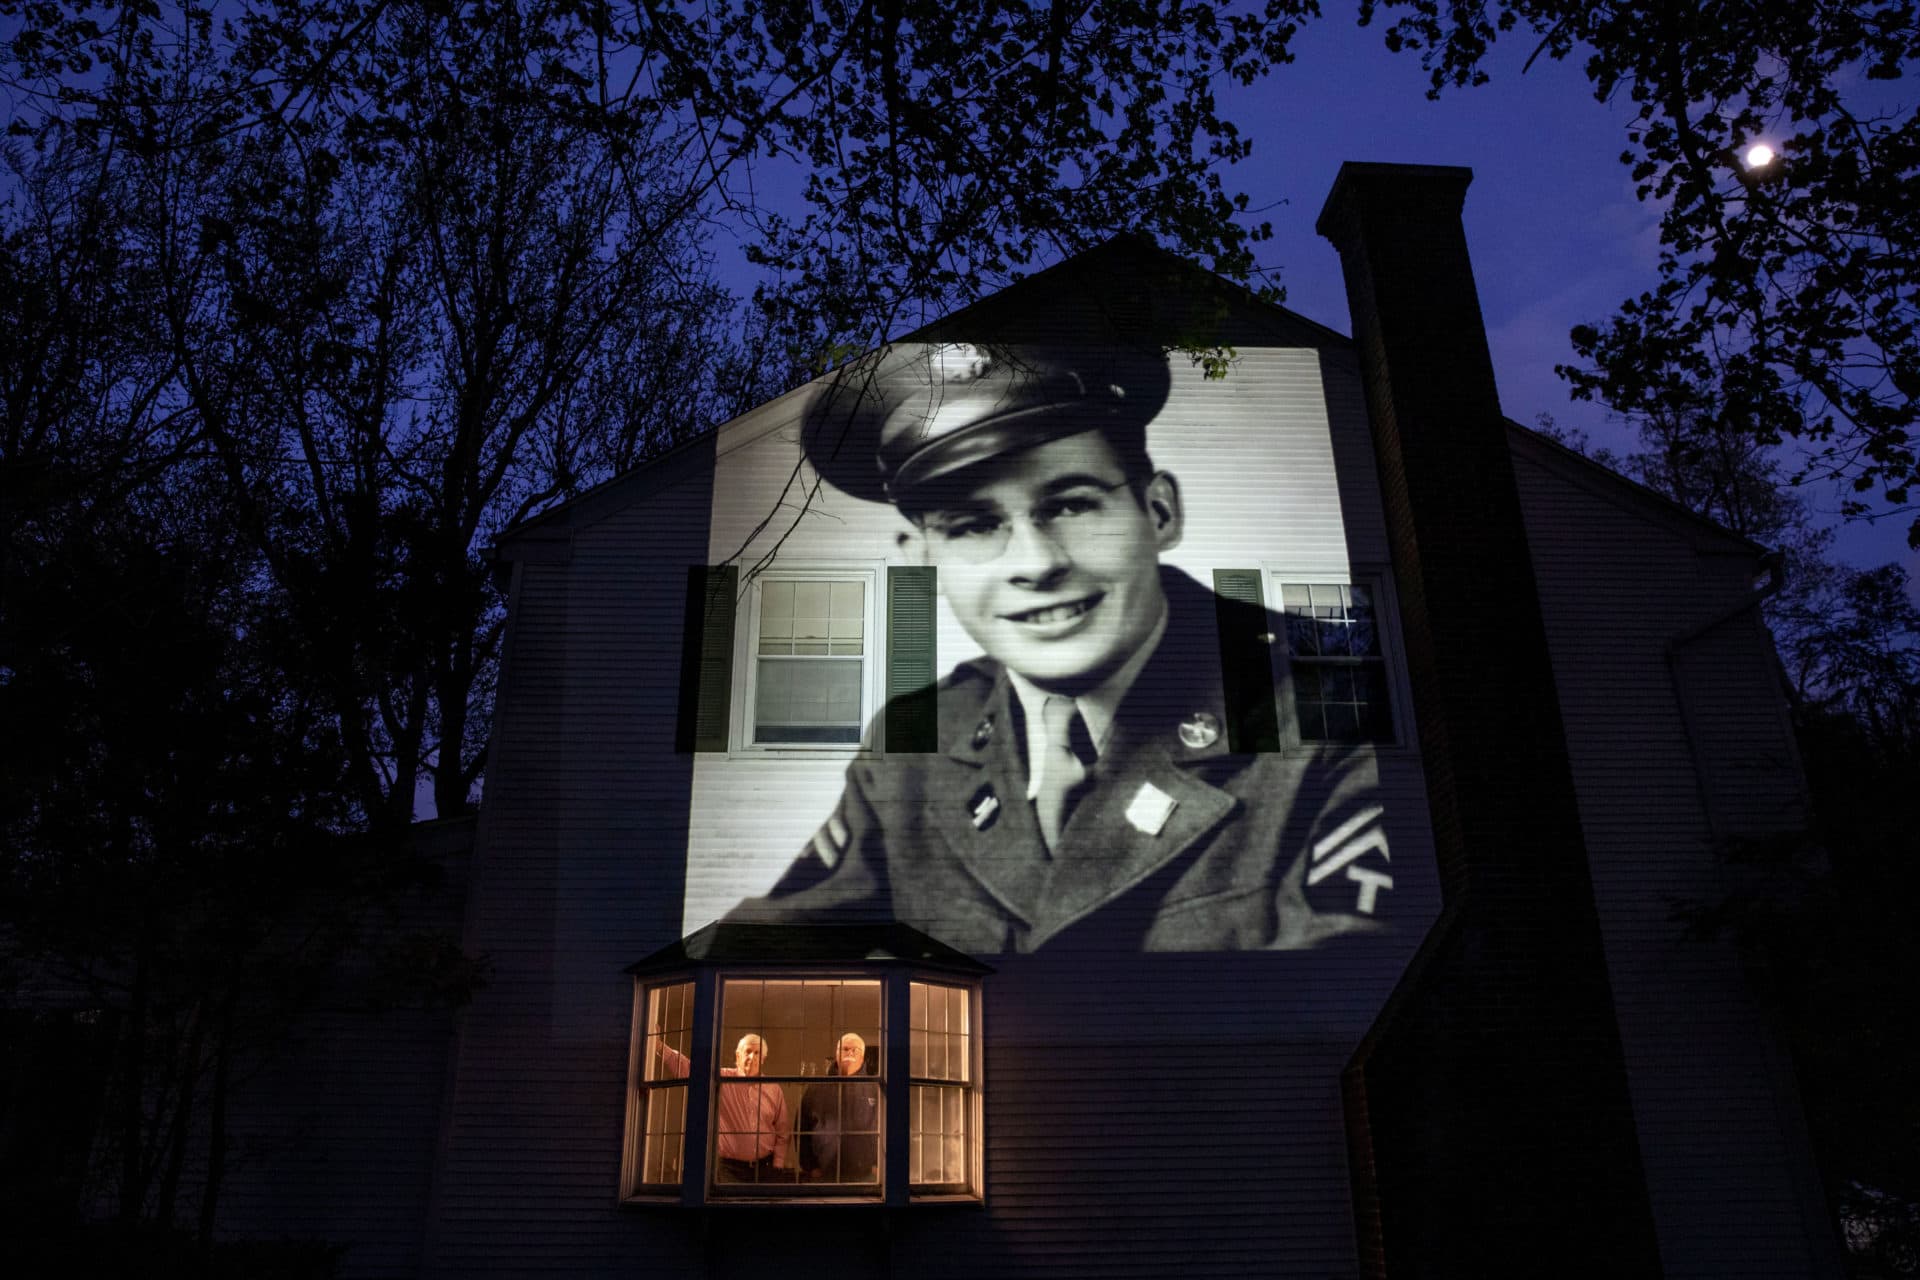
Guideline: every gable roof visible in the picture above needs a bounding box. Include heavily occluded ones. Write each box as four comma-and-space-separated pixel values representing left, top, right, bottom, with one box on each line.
1504, 417, 1768, 558
494, 236, 1353, 545
494, 237, 1769, 563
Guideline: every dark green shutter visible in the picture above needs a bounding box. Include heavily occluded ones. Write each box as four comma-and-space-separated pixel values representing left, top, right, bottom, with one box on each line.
675, 565, 738, 753
1212, 568, 1281, 753
885, 566, 938, 753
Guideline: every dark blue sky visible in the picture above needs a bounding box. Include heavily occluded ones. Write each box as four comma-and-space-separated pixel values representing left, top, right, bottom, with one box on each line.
710, 17, 1917, 585
1214, 19, 1916, 585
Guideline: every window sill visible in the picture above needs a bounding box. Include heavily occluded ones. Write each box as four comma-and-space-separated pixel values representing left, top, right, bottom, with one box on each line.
619, 1195, 983, 1211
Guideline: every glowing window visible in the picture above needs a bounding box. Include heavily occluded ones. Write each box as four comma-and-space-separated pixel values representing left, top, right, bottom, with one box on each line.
623, 981, 693, 1190
619, 956, 984, 1206
711, 978, 882, 1193
908, 981, 973, 1190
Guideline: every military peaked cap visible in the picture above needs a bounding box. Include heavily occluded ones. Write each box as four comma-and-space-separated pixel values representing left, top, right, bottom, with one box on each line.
801, 343, 1173, 505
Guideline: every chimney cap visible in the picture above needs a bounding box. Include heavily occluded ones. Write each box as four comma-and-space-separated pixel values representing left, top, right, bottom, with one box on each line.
1316, 161, 1475, 245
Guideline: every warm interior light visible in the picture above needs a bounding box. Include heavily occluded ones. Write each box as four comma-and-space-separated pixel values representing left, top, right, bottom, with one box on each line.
1744, 143, 1776, 169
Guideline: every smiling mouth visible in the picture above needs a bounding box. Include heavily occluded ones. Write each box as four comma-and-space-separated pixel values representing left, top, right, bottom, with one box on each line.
1003, 595, 1102, 625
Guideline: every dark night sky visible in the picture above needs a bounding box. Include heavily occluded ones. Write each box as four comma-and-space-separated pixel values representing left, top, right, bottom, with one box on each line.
709, 18, 1920, 588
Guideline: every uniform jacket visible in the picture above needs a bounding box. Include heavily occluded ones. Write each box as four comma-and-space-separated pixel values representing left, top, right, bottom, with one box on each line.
732, 569, 1393, 953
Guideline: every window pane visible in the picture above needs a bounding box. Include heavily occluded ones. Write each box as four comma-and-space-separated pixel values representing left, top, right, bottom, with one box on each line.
640, 1083, 686, 1185
762, 580, 793, 624
756, 653, 864, 744
910, 983, 968, 1084
943, 1087, 966, 1182
1316, 614, 1349, 656
644, 982, 694, 1083
644, 1114, 665, 1183
910, 1084, 968, 1186
797, 1077, 882, 1185
1323, 702, 1361, 742
790, 582, 828, 640
1349, 613, 1379, 658
830, 580, 864, 619
1290, 606, 1320, 656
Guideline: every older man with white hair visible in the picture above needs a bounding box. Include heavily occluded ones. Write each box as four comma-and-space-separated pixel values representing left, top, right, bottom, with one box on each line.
660, 1032, 791, 1182
799, 1031, 880, 1183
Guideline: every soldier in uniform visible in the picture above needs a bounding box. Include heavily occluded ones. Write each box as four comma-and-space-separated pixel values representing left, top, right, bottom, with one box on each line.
729, 343, 1393, 953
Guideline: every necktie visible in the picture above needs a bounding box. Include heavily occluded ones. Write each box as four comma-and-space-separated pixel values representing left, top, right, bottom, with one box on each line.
1036, 696, 1096, 851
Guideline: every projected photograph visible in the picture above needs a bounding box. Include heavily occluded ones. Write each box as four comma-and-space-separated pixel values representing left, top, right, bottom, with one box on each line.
683, 342, 1409, 954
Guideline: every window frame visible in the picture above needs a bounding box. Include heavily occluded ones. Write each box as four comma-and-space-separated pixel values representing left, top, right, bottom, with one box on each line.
618, 967, 985, 1209
1262, 564, 1413, 751
733, 564, 886, 756
906, 978, 982, 1197
621, 979, 696, 1196
708, 973, 887, 1200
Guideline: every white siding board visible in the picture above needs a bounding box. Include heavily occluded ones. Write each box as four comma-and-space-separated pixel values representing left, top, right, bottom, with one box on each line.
686, 349, 1392, 924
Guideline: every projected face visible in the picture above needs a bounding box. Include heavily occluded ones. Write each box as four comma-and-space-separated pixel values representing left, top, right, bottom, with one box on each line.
836, 1033, 866, 1077
734, 1035, 766, 1076
909, 432, 1183, 695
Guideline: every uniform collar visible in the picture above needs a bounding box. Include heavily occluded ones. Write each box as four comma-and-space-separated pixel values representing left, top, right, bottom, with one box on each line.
1004, 600, 1168, 796
943, 567, 1234, 770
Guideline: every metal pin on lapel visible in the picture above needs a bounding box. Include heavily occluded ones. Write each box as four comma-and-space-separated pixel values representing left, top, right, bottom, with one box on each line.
968, 784, 1001, 831
1178, 711, 1221, 749
971, 715, 995, 749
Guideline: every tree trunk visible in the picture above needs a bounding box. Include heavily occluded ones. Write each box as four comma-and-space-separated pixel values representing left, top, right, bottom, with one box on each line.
117, 930, 151, 1226
195, 983, 238, 1253
155, 1000, 204, 1227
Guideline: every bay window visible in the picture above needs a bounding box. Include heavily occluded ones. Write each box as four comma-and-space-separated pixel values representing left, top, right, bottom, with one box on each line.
620, 924, 987, 1206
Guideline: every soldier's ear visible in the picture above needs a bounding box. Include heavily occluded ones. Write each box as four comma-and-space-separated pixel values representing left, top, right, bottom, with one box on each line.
1144, 471, 1183, 552
896, 527, 934, 572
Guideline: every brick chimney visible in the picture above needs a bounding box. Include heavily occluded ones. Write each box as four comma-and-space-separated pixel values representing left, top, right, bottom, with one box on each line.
1318, 163, 1665, 1275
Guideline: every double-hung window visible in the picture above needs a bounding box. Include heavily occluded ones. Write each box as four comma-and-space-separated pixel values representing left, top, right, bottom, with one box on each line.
1277, 580, 1397, 744
908, 980, 973, 1190
675, 564, 939, 754
750, 576, 871, 746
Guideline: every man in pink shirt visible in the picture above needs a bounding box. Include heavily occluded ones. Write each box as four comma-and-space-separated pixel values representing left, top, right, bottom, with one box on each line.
660, 1033, 791, 1182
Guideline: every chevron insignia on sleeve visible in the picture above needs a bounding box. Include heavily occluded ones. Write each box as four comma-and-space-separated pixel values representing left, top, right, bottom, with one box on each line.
1306, 805, 1393, 915
809, 810, 852, 868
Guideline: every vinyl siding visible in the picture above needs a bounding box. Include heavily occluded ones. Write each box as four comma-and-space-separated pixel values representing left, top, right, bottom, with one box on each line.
1512, 443, 1840, 1277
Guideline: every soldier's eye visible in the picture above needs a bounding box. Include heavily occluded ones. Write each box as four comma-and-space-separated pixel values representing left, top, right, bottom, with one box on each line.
1038, 493, 1103, 522
936, 516, 1001, 541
